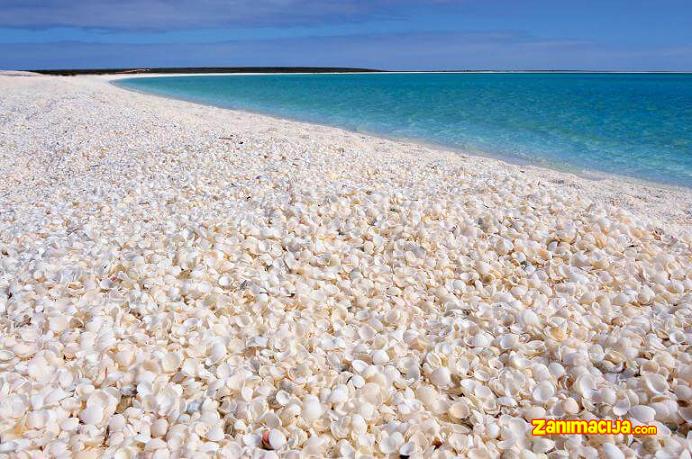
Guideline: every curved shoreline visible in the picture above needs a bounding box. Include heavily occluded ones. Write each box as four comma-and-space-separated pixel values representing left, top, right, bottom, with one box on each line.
99, 74, 692, 232
111, 73, 692, 192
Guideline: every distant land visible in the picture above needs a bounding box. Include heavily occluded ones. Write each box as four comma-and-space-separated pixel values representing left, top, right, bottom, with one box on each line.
29, 67, 690, 76
30, 67, 380, 76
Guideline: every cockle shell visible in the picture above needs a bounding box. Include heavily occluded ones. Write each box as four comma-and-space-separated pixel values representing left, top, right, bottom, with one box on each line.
301, 395, 322, 423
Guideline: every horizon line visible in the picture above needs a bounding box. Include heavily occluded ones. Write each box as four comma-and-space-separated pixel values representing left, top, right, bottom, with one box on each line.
23, 66, 692, 76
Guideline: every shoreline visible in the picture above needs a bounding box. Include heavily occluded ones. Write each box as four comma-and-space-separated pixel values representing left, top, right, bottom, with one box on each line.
111, 74, 691, 196
104, 74, 692, 232
0, 74, 690, 457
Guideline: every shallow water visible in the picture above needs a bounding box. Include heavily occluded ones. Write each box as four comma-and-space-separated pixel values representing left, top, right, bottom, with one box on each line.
118, 73, 692, 187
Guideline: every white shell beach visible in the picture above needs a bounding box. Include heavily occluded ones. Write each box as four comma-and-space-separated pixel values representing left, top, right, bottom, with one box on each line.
0, 74, 690, 458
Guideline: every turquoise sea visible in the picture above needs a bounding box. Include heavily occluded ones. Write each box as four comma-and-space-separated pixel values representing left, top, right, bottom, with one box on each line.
118, 73, 692, 187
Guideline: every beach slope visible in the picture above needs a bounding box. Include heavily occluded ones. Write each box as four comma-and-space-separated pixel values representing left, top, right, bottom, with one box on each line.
0, 75, 690, 457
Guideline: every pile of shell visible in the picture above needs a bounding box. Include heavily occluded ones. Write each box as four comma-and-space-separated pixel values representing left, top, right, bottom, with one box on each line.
0, 76, 690, 458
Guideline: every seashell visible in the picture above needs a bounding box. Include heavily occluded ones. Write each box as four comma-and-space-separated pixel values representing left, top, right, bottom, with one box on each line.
532, 437, 555, 453
206, 425, 225, 442
679, 406, 692, 424
499, 334, 518, 350
275, 390, 291, 406
600, 387, 617, 405
60, 417, 80, 432
145, 439, 168, 451
399, 441, 417, 457
351, 414, 367, 434
519, 309, 540, 328
80, 406, 103, 425
468, 447, 491, 459
371, 349, 389, 365
301, 395, 322, 423
642, 373, 668, 395
379, 431, 404, 455
350, 374, 366, 388
263, 429, 286, 450
612, 396, 631, 417
161, 352, 181, 373
328, 384, 349, 404
629, 405, 655, 423
449, 400, 470, 419
601, 443, 625, 459
151, 419, 169, 437
524, 406, 546, 420
573, 374, 595, 399
109, 414, 126, 432
562, 398, 580, 415
532, 381, 555, 403
430, 367, 452, 387
359, 383, 382, 404
649, 400, 677, 422
352, 360, 369, 373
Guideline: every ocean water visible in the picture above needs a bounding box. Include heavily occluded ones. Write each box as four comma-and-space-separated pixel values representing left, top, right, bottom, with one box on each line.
118, 73, 692, 187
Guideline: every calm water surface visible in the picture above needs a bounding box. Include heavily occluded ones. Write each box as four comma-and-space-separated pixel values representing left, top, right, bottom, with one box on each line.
118, 73, 692, 187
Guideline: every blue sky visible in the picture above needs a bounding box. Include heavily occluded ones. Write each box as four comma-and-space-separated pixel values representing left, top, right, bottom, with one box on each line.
1, 0, 690, 70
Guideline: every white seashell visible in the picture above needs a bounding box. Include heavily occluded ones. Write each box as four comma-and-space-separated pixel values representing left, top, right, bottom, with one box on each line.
209, 342, 226, 363
151, 419, 168, 437
399, 441, 417, 457
573, 374, 595, 399
351, 360, 369, 373
562, 398, 580, 415
468, 447, 491, 459
60, 417, 80, 432
471, 332, 493, 347
359, 383, 382, 404
328, 384, 349, 404
629, 405, 655, 423
161, 352, 181, 373
600, 387, 617, 405
206, 425, 225, 442
301, 395, 322, 423
524, 406, 546, 420
351, 414, 367, 434
275, 390, 291, 406
109, 414, 126, 432
449, 400, 470, 419
430, 367, 452, 387
145, 439, 168, 451
379, 431, 404, 455
80, 406, 103, 425
532, 437, 555, 453
27, 357, 51, 381
532, 381, 555, 403
679, 406, 692, 423
350, 374, 365, 388
610, 393, 629, 416
642, 373, 668, 394
371, 349, 389, 365
499, 334, 517, 350
601, 443, 625, 459
267, 429, 286, 450
519, 309, 540, 328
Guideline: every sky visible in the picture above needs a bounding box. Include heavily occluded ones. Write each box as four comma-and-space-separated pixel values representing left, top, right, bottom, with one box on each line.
0, 0, 691, 70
